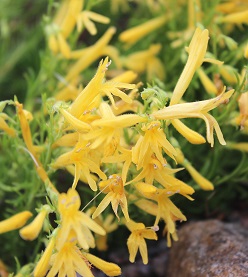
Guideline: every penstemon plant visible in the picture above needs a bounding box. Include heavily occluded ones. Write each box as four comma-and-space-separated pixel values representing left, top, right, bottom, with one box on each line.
0, 0, 248, 276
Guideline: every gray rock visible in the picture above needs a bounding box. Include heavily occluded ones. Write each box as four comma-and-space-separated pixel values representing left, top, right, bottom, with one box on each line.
166, 219, 248, 277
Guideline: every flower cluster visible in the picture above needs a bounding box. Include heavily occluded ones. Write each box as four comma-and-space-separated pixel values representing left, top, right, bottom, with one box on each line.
1, 0, 248, 276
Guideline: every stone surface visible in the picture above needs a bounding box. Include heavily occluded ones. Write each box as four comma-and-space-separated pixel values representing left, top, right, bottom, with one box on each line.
166, 219, 248, 277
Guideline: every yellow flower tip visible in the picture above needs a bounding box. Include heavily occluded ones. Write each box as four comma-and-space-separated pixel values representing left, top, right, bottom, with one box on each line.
57, 33, 71, 58
227, 142, 248, 152
219, 65, 237, 84
84, 252, 121, 276
58, 188, 81, 215
0, 211, 33, 234
119, 15, 167, 47
185, 163, 214, 191
172, 119, 206, 145
0, 117, 16, 137
170, 27, 210, 105
48, 34, 59, 54
19, 206, 50, 241
175, 148, 185, 164
33, 237, 56, 277
60, 108, 91, 132
197, 67, 218, 95
79, 11, 110, 35
93, 175, 130, 222
218, 10, 248, 25
126, 219, 158, 264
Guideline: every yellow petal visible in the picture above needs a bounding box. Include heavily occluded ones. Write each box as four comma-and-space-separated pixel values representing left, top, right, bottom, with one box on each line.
127, 234, 139, 263
172, 119, 206, 144
119, 15, 167, 47
65, 27, 116, 82
60, 108, 91, 132
219, 65, 237, 84
0, 211, 33, 234
57, 34, 71, 58
185, 162, 214, 190
139, 238, 149, 264
197, 67, 218, 95
0, 117, 16, 137
219, 10, 248, 24
48, 34, 59, 54
84, 253, 121, 276
33, 237, 55, 277
19, 207, 49, 241
227, 142, 248, 152
170, 28, 209, 105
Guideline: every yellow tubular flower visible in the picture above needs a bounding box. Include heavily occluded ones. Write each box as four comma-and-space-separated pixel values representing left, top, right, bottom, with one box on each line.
52, 132, 79, 148
152, 88, 235, 146
46, 0, 83, 57
37, 230, 121, 277
130, 196, 158, 217
83, 102, 146, 150
15, 102, 58, 194
185, 162, 214, 190
131, 159, 194, 200
57, 188, 105, 250
15, 102, 36, 156
135, 183, 188, 231
0, 211, 32, 234
219, 10, 248, 24
122, 44, 165, 80
60, 0, 83, 38
84, 252, 121, 276
100, 80, 135, 109
125, 219, 158, 264
175, 148, 214, 190
132, 121, 177, 170
92, 174, 130, 221
215, 1, 248, 13
69, 57, 111, 117
66, 27, 116, 82
86, 207, 118, 251
0, 116, 16, 137
109, 70, 138, 83
227, 142, 248, 152
219, 65, 238, 84
170, 28, 209, 105
57, 33, 71, 58
77, 10, 110, 35
52, 0, 69, 26
171, 119, 206, 144
119, 15, 167, 47
102, 146, 133, 184
237, 92, 248, 130
188, 0, 202, 29
197, 67, 218, 95
33, 236, 56, 277
41, 234, 95, 277
19, 205, 51, 241
59, 108, 92, 133
0, 101, 16, 136
52, 136, 106, 190
164, 226, 178, 247
55, 78, 81, 101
